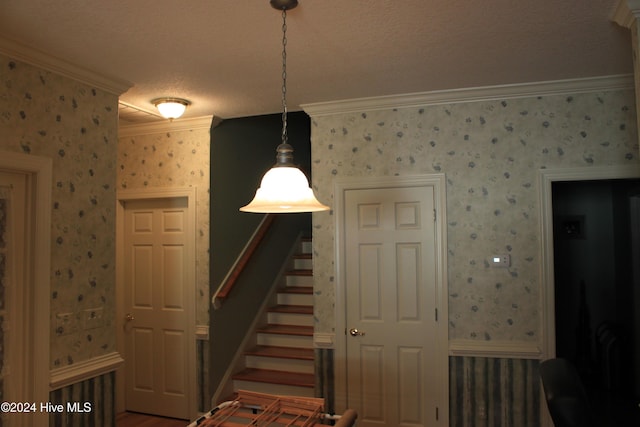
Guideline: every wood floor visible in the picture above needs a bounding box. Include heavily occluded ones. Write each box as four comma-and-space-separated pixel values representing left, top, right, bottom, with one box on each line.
116, 411, 189, 427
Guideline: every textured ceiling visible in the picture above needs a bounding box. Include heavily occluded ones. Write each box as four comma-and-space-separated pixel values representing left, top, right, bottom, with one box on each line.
0, 1, 633, 122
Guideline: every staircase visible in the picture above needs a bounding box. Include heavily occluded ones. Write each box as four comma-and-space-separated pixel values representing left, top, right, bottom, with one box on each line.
229, 238, 315, 398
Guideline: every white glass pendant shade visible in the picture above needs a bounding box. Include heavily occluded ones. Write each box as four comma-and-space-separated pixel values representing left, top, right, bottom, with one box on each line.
152, 98, 190, 120
241, 1, 329, 214
240, 166, 329, 213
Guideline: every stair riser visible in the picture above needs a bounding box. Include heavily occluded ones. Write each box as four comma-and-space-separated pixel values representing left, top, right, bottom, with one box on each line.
225, 237, 316, 401
232, 380, 315, 398
268, 312, 313, 326
300, 240, 312, 255
257, 333, 313, 349
293, 258, 313, 270
245, 356, 314, 373
286, 275, 313, 287
277, 293, 313, 306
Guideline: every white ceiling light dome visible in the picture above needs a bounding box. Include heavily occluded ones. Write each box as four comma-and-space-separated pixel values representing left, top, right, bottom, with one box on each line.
152, 97, 191, 120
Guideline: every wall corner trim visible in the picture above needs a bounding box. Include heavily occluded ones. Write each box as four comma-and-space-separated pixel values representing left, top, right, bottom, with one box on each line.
50, 352, 124, 391
301, 74, 634, 117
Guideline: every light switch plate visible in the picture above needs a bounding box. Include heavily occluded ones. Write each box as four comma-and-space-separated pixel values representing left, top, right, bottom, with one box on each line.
491, 254, 510, 268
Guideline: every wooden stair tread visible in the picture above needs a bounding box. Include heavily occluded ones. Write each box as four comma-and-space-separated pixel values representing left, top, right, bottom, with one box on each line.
257, 324, 313, 336
269, 304, 313, 314
287, 269, 313, 276
233, 368, 314, 388
280, 286, 313, 295
246, 345, 314, 360
225, 237, 316, 401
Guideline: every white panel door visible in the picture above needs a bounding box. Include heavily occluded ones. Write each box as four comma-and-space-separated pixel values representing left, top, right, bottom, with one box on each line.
123, 197, 192, 419
343, 185, 440, 427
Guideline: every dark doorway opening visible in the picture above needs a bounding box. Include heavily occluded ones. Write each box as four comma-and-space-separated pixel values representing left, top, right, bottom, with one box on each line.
553, 178, 640, 425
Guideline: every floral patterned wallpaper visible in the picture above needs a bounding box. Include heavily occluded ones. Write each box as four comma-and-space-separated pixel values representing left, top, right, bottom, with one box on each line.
309, 89, 639, 343
0, 53, 120, 367
117, 128, 211, 326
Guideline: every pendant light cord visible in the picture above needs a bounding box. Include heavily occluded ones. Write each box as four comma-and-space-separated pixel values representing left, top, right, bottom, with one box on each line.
281, 8, 288, 146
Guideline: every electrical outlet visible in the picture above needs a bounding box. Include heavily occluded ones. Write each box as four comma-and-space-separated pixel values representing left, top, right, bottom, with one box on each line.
491, 254, 510, 268
83, 307, 104, 330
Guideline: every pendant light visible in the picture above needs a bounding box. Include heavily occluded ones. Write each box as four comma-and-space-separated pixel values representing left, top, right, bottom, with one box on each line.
240, 0, 329, 213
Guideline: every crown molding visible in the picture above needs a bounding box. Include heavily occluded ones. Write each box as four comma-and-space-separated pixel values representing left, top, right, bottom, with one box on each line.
0, 36, 132, 96
118, 115, 216, 138
302, 74, 634, 117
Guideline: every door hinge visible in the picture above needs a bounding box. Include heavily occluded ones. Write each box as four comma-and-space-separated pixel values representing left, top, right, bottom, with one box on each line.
436, 406, 439, 421
433, 209, 436, 222
435, 308, 438, 322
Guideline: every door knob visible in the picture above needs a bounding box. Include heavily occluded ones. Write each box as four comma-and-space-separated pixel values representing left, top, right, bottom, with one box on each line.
125, 313, 135, 322
349, 328, 365, 336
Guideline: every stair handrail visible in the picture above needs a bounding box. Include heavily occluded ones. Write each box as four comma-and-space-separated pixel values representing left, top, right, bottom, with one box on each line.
211, 213, 275, 309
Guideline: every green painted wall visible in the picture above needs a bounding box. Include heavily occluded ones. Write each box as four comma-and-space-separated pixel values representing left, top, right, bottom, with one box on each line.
210, 112, 312, 288
209, 111, 312, 398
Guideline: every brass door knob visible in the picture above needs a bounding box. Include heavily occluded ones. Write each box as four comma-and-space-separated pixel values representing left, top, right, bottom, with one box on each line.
349, 328, 365, 336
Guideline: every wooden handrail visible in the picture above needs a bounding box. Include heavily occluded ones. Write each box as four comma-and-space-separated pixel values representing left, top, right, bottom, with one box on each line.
212, 214, 275, 309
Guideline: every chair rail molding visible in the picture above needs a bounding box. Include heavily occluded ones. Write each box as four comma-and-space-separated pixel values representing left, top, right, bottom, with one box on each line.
50, 352, 124, 391
449, 339, 543, 359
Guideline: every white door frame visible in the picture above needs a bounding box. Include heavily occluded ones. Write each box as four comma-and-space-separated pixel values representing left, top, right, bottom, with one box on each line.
333, 174, 449, 424
115, 187, 197, 418
538, 165, 640, 427
0, 151, 51, 427
538, 165, 640, 360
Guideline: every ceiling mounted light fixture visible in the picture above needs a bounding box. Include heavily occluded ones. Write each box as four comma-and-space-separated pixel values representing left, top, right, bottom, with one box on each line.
152, 97, 191, 120
240, 0, 329, 214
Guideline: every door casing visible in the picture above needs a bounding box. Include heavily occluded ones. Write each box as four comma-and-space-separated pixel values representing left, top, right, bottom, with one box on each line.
0, 151, 51, 427
538, 165, 640, 359
115, 187, 197, 418
333, 174, 449, 425
538, 165, 640, 427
